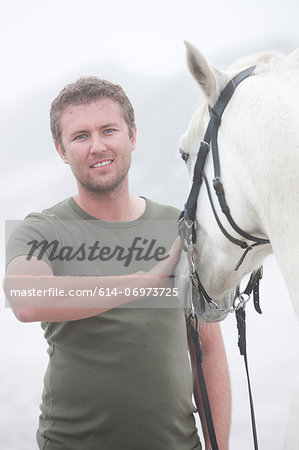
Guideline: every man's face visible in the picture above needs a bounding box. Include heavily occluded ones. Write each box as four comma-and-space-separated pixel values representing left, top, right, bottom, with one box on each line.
55, 98, 136, 195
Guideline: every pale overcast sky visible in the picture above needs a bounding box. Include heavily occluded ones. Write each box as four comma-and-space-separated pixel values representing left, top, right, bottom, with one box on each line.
1, 0, 298, 107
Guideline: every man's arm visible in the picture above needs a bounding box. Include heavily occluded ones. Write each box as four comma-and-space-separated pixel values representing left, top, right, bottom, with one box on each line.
4, 237, 181, 322
187, 320, 231, 450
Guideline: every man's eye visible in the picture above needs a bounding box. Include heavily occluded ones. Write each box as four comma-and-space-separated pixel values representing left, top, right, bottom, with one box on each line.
104, 129, 116, 135
74, 134, 87, 141
180, 151, 189, 163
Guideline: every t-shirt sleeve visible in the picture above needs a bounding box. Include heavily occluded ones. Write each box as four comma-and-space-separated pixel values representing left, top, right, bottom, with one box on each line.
5, 214, 58, 273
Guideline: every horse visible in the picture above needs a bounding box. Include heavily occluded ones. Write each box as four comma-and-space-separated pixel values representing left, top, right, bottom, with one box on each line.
175, 41, 299, 449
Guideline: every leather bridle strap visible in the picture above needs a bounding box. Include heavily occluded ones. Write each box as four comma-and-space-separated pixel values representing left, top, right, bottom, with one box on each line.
212, 178, 270, 246
209, 66, 270, 247
187, 268, 263, 450
187, 314, 219, 450
183, 125, 212, 225
183, 65, 270, 256
202, 172, 267, 271
235, 268, 263, 450
209, 66, 258, 180
236, 306, 259, 450
184, 66, 257, 225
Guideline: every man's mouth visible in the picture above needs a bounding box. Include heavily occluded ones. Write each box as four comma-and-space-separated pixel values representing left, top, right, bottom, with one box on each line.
90, 159, 113, 168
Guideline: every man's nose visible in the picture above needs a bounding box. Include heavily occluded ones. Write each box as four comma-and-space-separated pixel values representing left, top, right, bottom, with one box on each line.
90, 134, 107, 153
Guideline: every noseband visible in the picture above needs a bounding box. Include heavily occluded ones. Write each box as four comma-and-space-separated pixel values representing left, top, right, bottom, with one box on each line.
178, 65, 270, 316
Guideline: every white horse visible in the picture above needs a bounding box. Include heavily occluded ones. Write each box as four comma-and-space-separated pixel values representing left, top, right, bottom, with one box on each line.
176, 42, 299, 448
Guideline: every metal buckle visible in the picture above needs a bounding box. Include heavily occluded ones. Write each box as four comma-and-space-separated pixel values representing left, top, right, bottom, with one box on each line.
178, 216, 195, 252
233, 292, 250, 311
186, 244, 196, 272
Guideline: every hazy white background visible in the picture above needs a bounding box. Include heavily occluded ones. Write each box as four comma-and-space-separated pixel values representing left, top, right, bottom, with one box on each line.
1, 0, 299, 448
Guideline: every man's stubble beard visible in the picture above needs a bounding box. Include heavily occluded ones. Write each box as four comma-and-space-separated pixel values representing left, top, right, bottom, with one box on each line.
74, 159, 132, 196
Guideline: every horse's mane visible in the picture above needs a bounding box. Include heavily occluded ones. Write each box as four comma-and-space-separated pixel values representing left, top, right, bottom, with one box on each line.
227, 51, 299, 86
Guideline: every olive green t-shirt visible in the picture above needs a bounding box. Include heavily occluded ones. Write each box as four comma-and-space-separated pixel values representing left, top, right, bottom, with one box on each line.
6, 198, 201, 450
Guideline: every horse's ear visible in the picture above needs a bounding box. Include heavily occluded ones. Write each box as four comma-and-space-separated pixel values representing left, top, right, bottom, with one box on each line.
184, 41, 226, 104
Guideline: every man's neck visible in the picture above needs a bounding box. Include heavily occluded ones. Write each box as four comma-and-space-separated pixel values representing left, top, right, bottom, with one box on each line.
73, 188, 146, 221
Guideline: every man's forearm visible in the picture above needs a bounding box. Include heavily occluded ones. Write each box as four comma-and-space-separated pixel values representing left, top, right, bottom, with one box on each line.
4, 273, 174, 322
4, 237, 181, 322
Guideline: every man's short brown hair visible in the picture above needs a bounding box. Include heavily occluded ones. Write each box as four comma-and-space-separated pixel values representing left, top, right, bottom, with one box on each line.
50, 77, 135, 145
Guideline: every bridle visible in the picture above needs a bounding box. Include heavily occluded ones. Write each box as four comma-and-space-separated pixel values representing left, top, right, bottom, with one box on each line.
179, 66, 271, 450
178, 65, 270, 317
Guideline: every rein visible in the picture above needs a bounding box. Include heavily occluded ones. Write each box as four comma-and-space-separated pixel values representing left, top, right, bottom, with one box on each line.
179, 66, 270, 449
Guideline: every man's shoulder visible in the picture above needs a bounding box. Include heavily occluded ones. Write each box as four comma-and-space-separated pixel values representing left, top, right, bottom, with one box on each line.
145, 198, 181, 221
5, 198, 79, 270
25, 198, 76, 222
6, 198, 75, 251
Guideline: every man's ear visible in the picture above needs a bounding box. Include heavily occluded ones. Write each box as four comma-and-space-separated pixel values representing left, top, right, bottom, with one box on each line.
131, 124, 137, 152
54, 141, 68, 164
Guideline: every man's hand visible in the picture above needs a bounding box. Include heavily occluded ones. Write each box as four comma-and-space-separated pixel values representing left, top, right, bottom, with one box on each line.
146, 236, 182, 281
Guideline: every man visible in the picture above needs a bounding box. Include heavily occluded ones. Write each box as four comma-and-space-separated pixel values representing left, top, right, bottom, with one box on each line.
4, 77, 231, 449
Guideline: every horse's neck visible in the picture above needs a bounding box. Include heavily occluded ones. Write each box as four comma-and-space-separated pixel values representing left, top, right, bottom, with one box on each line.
256, 151, 299, 313
221, 83, 299, 311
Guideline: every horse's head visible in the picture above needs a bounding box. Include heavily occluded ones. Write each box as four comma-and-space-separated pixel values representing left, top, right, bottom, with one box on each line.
177, 42, 277, 322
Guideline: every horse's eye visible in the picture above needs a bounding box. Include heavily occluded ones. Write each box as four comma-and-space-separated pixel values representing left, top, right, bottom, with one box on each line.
180, 151, 189, 163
